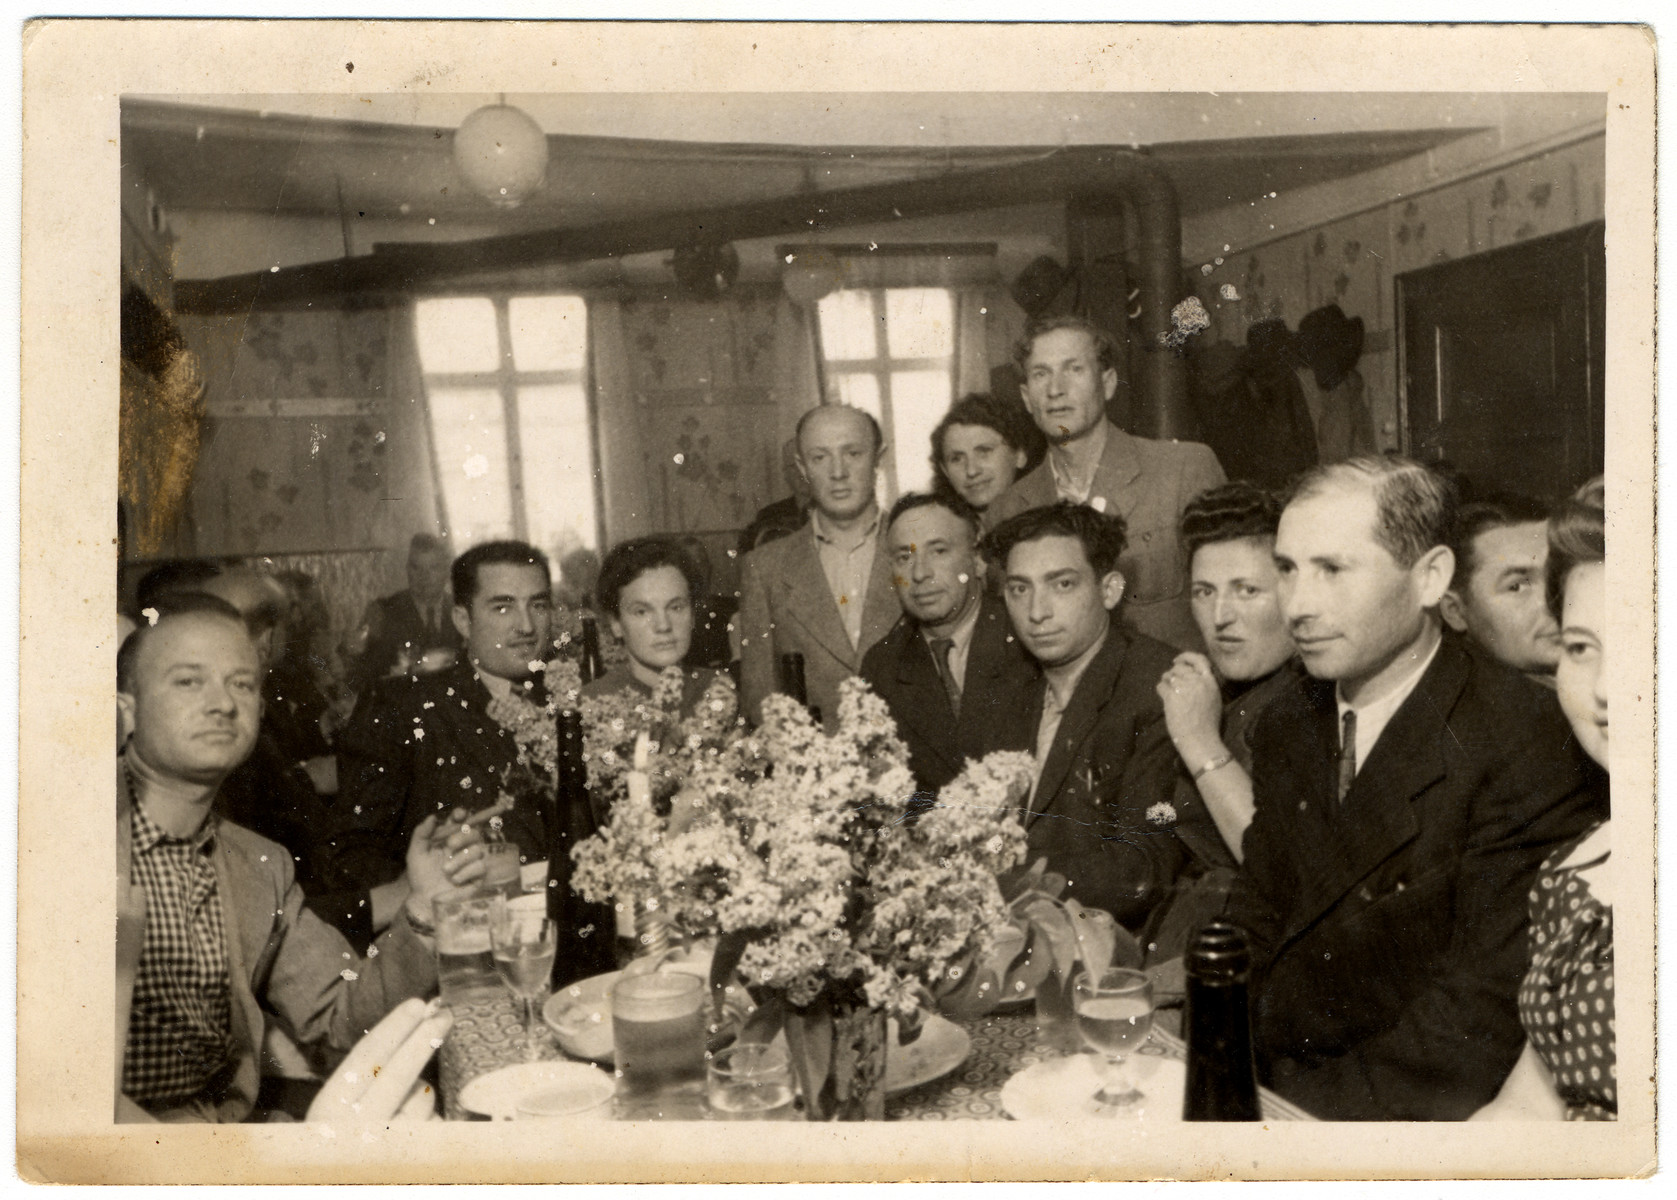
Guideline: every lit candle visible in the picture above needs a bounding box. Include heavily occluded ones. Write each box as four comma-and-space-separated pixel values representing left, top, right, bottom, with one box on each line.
620, 732, 655, 942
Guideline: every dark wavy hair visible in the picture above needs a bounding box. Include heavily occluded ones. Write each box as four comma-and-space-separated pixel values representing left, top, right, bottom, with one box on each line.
1546, 477, 1605, 621
451, 540, 551, 609
929, 393, 1046, 505
1180, 482, 1283, 560
1449, 493, 1551, 591
984, 500, 1129, 578
596, 536, 703, 618
1288, 456, 1458, 570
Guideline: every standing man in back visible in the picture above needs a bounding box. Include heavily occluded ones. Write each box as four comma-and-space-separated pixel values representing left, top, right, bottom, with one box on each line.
737, 404, 899, 729
986, 315, 1225, 652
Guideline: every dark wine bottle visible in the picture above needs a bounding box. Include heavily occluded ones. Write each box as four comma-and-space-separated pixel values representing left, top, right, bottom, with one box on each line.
779, 651, 807, 706
579, 615, 605, 684
547, 708, 614, 987
1183, 920, 1262, 1121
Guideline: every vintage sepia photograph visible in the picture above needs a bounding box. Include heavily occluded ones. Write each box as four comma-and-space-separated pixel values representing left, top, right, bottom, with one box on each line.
16, 20, 1657, 1184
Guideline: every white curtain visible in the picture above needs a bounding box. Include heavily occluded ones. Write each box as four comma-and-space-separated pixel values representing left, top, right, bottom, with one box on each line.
771, 293, 824, 489
587, 297, 653, 544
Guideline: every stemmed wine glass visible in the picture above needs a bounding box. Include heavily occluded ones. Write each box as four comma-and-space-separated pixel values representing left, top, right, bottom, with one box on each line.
490, 901, 559, 1062
1073, 966, 1154, 1113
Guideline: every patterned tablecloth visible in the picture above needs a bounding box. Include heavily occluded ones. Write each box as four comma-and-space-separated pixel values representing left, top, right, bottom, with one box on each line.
437, 989, 1311, 1122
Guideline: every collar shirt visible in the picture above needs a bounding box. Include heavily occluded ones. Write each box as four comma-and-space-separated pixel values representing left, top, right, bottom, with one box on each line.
1335, 632, 1443, 785
1046, 421, 1111, 511
123, 793, 235, 1111
921, 592, 982, 695
810, 506, 881, 650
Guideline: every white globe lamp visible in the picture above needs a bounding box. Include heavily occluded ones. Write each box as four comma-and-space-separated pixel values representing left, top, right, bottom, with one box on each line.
453, 102, 550, 209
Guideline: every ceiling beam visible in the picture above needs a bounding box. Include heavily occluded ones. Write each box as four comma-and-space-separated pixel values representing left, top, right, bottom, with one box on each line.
174, 147, 1158, 314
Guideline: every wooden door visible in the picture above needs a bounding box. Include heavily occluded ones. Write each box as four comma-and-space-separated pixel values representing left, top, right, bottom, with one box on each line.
1397, 222, 1604, 500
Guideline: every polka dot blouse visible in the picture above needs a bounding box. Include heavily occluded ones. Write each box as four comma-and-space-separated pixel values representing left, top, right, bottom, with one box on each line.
1518, 823, 1615, 1120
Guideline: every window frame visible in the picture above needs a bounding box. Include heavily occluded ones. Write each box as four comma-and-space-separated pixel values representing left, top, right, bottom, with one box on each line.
815, 285, 957, 501
415, 292, 600, 551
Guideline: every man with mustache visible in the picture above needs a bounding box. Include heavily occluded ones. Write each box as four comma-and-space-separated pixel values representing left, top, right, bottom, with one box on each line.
985, 315, 1225, 654
324, 541, 558, 934
860, 491, 1039, 793
1226, 457, 1606, 1120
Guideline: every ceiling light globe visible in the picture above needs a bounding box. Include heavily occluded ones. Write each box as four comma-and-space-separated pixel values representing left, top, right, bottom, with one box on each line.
453, 104, 549, 209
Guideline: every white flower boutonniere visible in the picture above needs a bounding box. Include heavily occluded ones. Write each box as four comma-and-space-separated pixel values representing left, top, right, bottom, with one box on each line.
1146, 801, 1178, 826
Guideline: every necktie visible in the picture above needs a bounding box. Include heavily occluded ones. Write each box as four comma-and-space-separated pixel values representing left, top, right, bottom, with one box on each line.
1337, 709, 1358, 803
931, 637, 960, 721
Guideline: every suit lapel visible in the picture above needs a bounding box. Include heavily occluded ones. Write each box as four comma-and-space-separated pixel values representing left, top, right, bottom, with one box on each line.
955, 597, 1021, 751
443, 666, 522, 783
1093, 424, 1145, 523
859, 537, 900, 657
1280, 644, 1462, 945
1028, 624, 1127, 829
776, 529, 859, 670
891, 627, 960, 782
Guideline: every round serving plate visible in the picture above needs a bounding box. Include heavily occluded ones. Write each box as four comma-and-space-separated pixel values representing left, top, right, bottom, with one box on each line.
456, 1060, 616, 1121
1000, 1043, 1185, 1121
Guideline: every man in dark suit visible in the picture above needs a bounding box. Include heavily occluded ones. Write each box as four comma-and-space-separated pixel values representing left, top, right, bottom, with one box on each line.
324, 540, 560, 936
985, 314, 1226, 653
987, 501, 1187, 931
860, 491, 1039, 794
1227, 457, 1606, 1120
347, 533, 461, 690
738, 405, 899, 729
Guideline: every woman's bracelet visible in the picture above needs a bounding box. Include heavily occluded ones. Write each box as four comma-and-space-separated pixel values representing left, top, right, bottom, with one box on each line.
1191, 749, 1235, 781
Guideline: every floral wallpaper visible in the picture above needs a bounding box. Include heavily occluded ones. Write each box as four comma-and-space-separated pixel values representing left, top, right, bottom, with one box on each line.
616, 285, 785, 593
1191, 135, 1606, 453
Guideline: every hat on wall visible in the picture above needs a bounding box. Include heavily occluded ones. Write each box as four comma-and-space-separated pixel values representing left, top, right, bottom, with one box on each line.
1009, 255, 1076, 317
1294, 303, 1366, 391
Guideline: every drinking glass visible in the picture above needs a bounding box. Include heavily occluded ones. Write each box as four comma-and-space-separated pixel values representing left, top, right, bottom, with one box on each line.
611, 972, 707, 1098
478, 842, 524, 900
490, 901, 559, 1061
433, 893, 500, 1005
706, 1043, 795, 1121
1073, 966, 1154, 1112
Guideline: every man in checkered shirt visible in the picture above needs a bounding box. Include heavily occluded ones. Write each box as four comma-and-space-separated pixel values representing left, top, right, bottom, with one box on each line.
116, 594, 489, 1122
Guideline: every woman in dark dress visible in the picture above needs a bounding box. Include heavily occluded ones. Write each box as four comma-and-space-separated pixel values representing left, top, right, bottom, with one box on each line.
1477, 478, 1613, 1121
581, 536, 719, 718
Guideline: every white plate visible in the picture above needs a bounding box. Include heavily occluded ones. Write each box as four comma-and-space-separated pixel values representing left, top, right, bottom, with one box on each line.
456, 1060, 615, 1121
886, 1015, 971, 1094
1001, 1044, 1185, 1121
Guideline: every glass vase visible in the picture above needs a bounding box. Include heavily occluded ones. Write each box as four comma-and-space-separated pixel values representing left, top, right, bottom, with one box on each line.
783, 992, 888, 1121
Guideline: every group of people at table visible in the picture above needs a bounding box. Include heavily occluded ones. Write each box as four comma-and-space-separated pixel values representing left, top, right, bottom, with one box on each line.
115, 313, 1614, 1126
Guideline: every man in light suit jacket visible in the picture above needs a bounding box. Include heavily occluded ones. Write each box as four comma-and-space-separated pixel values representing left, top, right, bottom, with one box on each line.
115, 594, 482, 1122
987, 501, 1188, 931
738, 404, 899, 729
1226, 458, 1606, 1120
860, 491, 1040, 793
986, 315, 1225, 653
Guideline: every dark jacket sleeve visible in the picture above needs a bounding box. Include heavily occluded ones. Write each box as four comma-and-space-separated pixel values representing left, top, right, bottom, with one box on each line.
319, 679, 417, 894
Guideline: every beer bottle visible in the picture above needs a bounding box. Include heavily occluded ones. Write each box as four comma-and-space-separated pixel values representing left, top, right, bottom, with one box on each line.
547, 708, 614, 986
778, 652, 807, 706
1183, 920, 1262, 1121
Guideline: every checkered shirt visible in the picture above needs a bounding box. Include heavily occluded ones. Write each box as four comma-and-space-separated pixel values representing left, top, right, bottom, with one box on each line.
122, 797, 237, 1110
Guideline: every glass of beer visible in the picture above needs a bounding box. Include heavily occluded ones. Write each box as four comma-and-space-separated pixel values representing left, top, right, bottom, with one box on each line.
706, 1043, 795, 1120
1073, 966, 1154, 1112
611, 972, 707, 1098
479, 842, 524, 900
433, 894, 500, 1006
